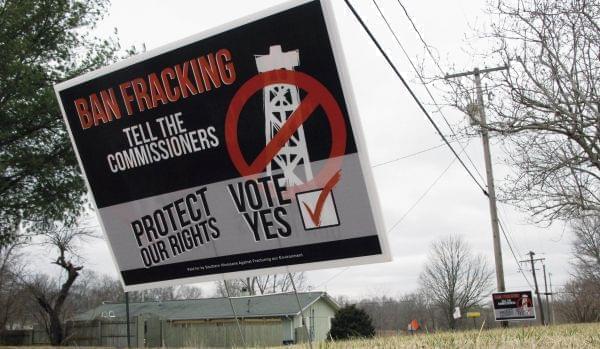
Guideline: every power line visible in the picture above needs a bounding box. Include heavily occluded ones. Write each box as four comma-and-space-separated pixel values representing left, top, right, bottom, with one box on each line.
389, 0, 486, 183
371, 135, 471, 168
317, 153, 463, 286
371, 142, 446, 168
343, 0, 488, 197
370, 2, 535, 299
341, 0, 536, 297
313, 267, 350, 289
496, 214, 535, 293
387, 154, 459, 233
317, 152, 464, 287
394, 0, 445, 75
496, 204, 525, 259
393, 0, 477, 110
372, 0, 485, 181
498, 219, 533, 290
494, 203, 532, 289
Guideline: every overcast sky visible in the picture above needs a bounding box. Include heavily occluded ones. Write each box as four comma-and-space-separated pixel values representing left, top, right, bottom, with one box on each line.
31, 0, 573, 299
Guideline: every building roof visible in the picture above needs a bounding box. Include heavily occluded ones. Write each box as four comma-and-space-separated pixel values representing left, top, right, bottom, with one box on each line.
72, 291, 338, 322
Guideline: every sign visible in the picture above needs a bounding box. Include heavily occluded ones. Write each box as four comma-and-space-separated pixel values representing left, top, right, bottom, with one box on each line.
466, 312, 481, 318
407, 319, 420, 331
453, 307, 461, 319
492, 291, 536, 321
54, 0, 390, 291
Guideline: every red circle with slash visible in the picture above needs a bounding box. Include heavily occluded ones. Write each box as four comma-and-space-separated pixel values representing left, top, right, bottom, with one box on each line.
225, 70, 347, 193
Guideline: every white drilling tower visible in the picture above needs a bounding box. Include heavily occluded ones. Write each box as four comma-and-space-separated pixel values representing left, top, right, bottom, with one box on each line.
255, 45, 313, 186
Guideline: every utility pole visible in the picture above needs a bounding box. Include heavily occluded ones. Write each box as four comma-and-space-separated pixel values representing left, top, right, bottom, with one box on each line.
125, 292, 131, 348
445, 66, 508, 297
549, 272, 556, 324
543, 264, 551, 325
521, 251, 546, 325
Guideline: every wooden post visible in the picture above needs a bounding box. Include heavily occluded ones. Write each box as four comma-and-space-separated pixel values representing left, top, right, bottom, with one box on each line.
137, 315, 145, 348
223, 278, 247, 348
126, 292, 131, 348
98, 319, 102, 346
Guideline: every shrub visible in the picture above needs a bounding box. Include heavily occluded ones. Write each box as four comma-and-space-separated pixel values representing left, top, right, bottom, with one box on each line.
329, 304, 375, 340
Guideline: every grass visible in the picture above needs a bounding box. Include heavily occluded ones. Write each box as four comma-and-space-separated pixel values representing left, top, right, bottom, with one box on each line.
280, 323, 600, 349
1, 323, 598, 348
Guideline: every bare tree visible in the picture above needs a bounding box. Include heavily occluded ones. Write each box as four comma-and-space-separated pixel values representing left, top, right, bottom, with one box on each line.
21, 222, 95, 345
555, 277, 600, 323
67, 270, 125, 313
445, 0, 599, 223
129, 285, 203, 302
552, 215, 600, 323
66, 272, 205, 316
357, 292, 433, 333
215, 278, 245, 297
418, 235, 493, 329
215, 273, 307, 297
172, 285, 204, 299
0, 239, 26, 330
571, 215, 600, 282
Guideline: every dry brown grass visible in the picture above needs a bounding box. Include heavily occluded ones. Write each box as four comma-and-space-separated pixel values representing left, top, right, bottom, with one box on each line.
280, 322, 600, 349
1, 323, 598, 348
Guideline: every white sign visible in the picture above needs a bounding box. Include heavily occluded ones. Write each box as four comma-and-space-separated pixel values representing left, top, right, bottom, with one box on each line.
54, 0, 390, 291
453, 306, 461, 319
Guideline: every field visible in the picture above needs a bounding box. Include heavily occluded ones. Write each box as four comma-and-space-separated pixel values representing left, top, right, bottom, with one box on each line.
283, 323, 600, 349
1, 323, 598, 348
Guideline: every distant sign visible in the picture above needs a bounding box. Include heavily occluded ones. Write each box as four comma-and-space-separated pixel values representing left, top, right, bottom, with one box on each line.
466, 312, 481, 318
54, 0, 390, 291
492, 291, 536, 321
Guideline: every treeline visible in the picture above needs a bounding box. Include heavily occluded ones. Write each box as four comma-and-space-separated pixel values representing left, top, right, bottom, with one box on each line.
0, 265, 202, 332
552, 217, 600, 323
354, 286, 599, 333
350, 294, 492, 332
350, 217, 600, 332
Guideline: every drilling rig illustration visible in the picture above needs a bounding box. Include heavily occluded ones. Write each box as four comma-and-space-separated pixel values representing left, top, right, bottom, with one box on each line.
255, 45, 313, 187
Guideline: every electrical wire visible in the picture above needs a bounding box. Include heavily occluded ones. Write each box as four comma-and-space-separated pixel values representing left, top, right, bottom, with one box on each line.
342, 0, 489, 198
371, 143, 447, 168
373, 0, 486, 185
394, 0, 445, 76
386, 0, 537, 293
495, 203, 535, 289
498, 220, 534, 290
496, 204, 524, 259
316, 145, 468, 287
313, 153, 460, 287
313, 267, 351, 289
387, 153, 459, 233
358, 0, 537, 293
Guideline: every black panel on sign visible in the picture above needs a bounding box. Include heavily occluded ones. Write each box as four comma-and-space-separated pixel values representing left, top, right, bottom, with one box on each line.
59, 0, 358, 208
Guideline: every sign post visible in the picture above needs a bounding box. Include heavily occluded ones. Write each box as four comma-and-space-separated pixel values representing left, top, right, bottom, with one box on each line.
54, 0, 390, 292
466, 311, 480, 328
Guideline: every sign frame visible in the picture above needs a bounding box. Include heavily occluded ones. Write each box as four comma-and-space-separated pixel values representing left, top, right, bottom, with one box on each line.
54, 0, 391, 291
492, 290, 537, 321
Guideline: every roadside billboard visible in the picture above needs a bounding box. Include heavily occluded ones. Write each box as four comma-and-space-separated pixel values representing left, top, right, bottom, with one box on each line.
492, 291, 536, 321
54, 0, 390, 290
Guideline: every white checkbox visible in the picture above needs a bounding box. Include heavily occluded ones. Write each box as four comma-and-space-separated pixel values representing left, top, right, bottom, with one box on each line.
296, 189, 340, 230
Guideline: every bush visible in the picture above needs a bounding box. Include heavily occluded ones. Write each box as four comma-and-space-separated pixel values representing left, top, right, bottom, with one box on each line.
329, 304, 375, 340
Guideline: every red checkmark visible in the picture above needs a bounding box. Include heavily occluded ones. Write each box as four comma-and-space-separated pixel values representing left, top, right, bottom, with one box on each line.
302, 170, 342, 227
